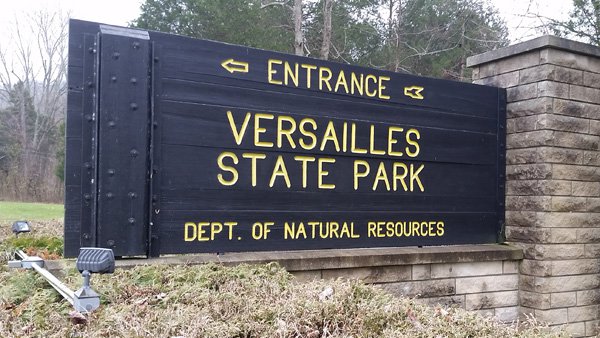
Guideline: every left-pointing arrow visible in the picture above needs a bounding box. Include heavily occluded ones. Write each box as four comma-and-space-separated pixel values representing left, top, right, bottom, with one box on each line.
221, 58, 249, 74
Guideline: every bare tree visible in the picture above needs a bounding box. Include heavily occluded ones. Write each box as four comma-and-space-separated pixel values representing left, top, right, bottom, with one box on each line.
0, 10, 67, 201
320, 0, 334, 60
261, 0, 305, 56
293, 0, 304, 56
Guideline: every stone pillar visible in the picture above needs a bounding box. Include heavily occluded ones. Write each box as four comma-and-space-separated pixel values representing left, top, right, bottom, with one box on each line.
468, 36, 600, 337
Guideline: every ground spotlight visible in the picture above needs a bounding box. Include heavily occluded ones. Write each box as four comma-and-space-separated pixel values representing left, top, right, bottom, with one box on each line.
12, 221, 30, 237
73, 247, 115, 312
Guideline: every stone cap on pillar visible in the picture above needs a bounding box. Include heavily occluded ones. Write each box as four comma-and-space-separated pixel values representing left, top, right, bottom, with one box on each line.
467, 35, 600, 68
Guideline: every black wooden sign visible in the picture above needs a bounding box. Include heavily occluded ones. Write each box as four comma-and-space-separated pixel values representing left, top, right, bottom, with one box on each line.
65, 20, 506, 258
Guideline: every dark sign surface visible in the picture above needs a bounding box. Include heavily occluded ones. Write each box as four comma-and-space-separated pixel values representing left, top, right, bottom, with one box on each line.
65, 20, 506, 258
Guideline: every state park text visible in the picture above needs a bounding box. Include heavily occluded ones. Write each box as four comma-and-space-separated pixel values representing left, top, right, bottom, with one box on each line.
216, 111, 425, 191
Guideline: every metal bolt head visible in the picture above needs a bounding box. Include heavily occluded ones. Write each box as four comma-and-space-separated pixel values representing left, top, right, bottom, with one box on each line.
128, 217, 135, 224
130, 149, 138, 157
112, 52, 120, 59
130, 77, 137, 85
130, 103, 138, 111
107, 169, 115, 176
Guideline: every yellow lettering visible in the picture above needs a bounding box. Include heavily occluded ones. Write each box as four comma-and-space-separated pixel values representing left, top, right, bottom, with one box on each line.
210, 222, 223, 240
198, 222, 210, 241
226, 111, 251, 145
184, 222, 197, 241
410, 164, 425, 192
277, 115, 297, 149
437, 222, 445, 236
353, 160, 370, 190
406, 128, 421, 157
340, 222, 350, 238
252, 222, 262, 240
411, 222, 420, 236
330, 222, 340, 238
377, 221, 385, 237
351, 72, 364, 96
369, 125, 386, 155
365, 74, 377, 97
351, 123, 367, 154
269, 155, 291, 188
334, 70, 349, 93
284, 62, 299, 87
367, 222, 377, 237
388, 126, 404, 157
224, 222, 237, 240
319, 67, 333, 91
242, 153, 266, 187
320, 121, 341, 152
217, 152, 239, 186
284, 222, 295, 239
342, 122, 348, 152
428, 221, 436, 236
294, 155, 316, 188
301, 64, 317, 88
318, 158, 336, 189
378, 76, 391, 99
268, 59, 283, 85
299, 118, 317, 150
254, 113, 274, 147
393, 162, 408, 191
372, 162, 391, 191
297, 222, 307, 239
351, 222, 360, 238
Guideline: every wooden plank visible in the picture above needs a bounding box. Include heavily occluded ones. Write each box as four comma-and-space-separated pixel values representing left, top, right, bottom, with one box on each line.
159, 189, 497, 212
159, 106, 498, 165
157, 210, 498, 254
64, 20, 101, 257
95, 32, 150, 256
160, 145, 495, 195
150, 31, 499, 118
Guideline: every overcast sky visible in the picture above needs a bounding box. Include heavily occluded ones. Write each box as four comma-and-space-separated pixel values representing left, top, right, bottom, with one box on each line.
0, 0, 575, 51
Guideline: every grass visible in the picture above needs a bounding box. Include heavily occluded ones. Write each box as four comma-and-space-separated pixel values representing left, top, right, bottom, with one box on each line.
0, 201, 63, 221
0, 202, 566, 337
0, 201, 64, 264
0, 263, 566, 338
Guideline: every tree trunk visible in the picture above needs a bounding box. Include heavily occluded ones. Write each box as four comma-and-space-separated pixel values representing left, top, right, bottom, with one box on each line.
293, 0, 303, 56
320, 0, 333, 60
18, 88, 30, 181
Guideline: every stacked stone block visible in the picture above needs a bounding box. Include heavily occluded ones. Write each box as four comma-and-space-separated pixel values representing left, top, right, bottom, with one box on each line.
289, 255, 522, 321
103, 245, 523, 322
468, 36, 600, 337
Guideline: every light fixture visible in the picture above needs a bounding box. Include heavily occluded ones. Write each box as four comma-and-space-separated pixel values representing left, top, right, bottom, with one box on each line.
8, 247, 115, 313
73, 247, 116, 312
76, 247, 115, 274
12, 221, 30, 237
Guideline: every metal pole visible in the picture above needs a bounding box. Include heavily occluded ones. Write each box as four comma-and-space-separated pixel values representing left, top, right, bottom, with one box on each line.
31, 263, 75, 305
15, 250, 75, 305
